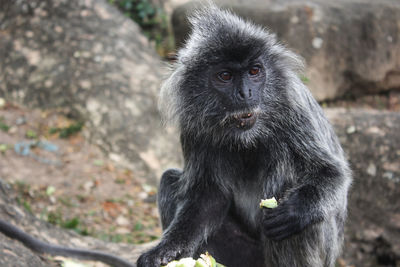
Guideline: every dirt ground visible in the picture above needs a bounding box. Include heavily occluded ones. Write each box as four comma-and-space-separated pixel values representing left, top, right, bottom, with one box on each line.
0, 102, 161, 245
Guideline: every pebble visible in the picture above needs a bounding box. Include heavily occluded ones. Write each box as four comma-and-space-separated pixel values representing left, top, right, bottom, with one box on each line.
346, 125, 356, 134
83, 181, 95, 192
16, 116, 26, 125
116, 215, 130, 226
366, 163, 377, 176
312, 37, 323, 49
138, 192, 148, 200
0, 98, 5, 108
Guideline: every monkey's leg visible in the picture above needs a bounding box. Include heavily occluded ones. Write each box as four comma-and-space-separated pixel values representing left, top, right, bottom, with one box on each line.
196, 215, 265, 267
139, 170, 231, 266
264, 218, 341, 267
157, 168, 182, 230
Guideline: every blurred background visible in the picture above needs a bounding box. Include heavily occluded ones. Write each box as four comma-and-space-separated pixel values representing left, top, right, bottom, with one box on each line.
0, 0, 399, 266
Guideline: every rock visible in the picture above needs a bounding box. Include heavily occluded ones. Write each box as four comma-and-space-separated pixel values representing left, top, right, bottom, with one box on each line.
0, 98, 5, 109
116, 215, 130, 226
326, 108, 400, 267
172, 0, 400, 101
0, 0, 182, 183
0, 179, 156, 266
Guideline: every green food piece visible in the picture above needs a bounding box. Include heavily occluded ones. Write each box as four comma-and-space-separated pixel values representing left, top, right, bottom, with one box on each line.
195, 259, 208, 267
177, 258, 196, 267
163, 252, 225, 267
260, 197, 278, 209
163, 258, 196, 267
200, 252, 224, 267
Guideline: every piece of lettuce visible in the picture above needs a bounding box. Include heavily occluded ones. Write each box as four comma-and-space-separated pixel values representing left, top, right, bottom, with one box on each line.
259, 197, 278, 209
163, 252, 225, 267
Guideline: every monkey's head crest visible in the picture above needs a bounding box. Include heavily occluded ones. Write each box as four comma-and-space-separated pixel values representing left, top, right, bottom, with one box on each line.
159, 4, 305, 148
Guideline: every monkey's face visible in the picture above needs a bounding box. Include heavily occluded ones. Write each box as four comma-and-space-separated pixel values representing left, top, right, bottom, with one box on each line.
178, 53, 279, 147
209, 59, 265, 131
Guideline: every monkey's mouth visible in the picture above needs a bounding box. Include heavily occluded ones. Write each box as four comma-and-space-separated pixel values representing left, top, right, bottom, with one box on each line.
233, 112, 257, 130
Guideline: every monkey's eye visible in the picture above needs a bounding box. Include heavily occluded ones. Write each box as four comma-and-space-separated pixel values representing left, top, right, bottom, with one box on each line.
249, 66, 261, 76
218, 71, 233, 82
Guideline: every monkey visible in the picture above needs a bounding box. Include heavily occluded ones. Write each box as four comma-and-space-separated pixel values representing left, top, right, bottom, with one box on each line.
137, 4, 351, 267
0, 220, 135, 267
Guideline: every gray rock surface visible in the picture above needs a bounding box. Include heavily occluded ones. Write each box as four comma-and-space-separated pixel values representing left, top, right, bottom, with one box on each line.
0, 0, 182, 183
172, 0, 400, 101
326, 108, 400, 267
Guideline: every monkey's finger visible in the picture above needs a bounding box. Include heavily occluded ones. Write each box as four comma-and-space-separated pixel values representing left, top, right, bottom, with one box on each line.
160, 249, 182, 265
263, 206, 287, 218
269, 224, 304, 241
263, 220, 289, 230
264, 222, 289, 235
137, 254, 161, 267
263, 215, 292, 229
265, 218, 304, 239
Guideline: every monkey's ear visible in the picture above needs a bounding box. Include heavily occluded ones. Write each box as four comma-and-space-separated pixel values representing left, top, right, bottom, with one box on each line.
270, 43, 305, 75
282, 48, 305, 74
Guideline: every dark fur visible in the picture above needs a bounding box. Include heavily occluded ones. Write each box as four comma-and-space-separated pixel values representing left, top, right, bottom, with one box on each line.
137, 4, 351, 267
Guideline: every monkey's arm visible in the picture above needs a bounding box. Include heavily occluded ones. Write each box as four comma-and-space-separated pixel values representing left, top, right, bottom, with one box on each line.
262, 160, 347, 241
137, 185, 230, 267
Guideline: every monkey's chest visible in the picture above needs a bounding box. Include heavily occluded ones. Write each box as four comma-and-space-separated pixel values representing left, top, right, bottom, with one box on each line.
232, 180, 262, 232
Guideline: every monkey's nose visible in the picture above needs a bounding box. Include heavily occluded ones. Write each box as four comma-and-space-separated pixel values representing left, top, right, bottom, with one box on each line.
237, 88, 252, 101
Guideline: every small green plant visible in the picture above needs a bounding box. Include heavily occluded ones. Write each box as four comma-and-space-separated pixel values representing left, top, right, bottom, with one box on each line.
93, 159, 104, 166
16, 192, 33, 214
300, 75, 310, 84
49, 121, 84, 138
0, 117, 9, 132
46, 186, 56, 196
62, 217, 80, 229
115, 177, 126, 184
0, 144, 8, 154
134, 222, 144, 231
14, 180, 30, 194
23, 201, 32, 213
26, 129, 38, 139
47, 210, 63, 225
47, 211, 88, 235
108, 0, 174, 56
58, 196, 76, 207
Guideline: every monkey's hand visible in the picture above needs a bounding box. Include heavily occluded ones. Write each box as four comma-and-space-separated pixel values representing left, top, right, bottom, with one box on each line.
137, 241, 192, 267
262, 185, 322, 241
